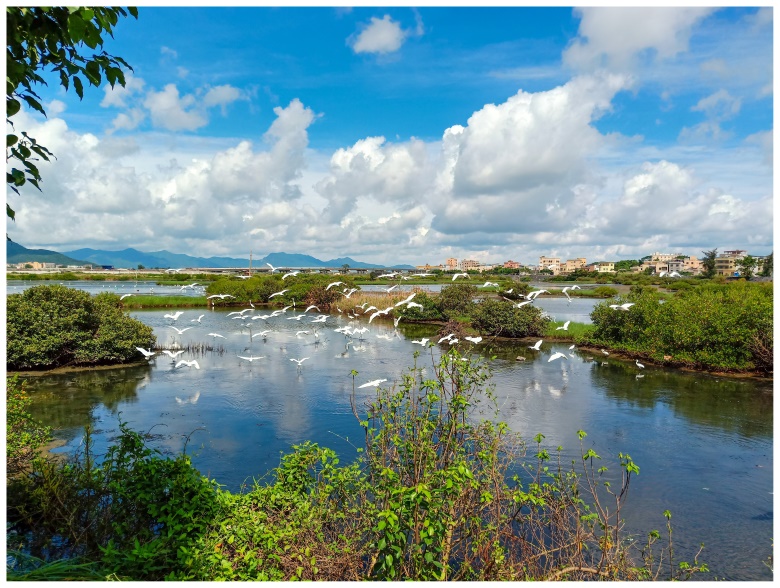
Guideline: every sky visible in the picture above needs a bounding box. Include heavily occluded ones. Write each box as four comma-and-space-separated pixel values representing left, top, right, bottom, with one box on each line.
6, 4, 774, 266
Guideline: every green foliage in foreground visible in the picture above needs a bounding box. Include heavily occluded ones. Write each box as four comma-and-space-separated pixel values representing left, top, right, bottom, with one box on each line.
6, 377, 51, 478
585, 281, 773, 373
6, 285, 155, 370
7, 352, 708, 581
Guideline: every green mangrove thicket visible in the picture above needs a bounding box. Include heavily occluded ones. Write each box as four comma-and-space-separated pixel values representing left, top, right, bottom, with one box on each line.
585, 282, 773, 374
7, 285, 155, 370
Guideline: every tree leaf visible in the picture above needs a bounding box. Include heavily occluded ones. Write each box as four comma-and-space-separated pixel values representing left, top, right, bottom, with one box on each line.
7, 99, 21, 117
7, 134, 19, 147
73, 76, 84, 99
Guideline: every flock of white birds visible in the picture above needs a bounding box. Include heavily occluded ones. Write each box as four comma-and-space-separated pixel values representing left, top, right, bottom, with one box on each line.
134, 274, 647, 398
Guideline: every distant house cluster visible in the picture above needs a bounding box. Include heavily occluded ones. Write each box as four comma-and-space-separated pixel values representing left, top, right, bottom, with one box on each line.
414, 249, 767, 278
7, 261, 94, 270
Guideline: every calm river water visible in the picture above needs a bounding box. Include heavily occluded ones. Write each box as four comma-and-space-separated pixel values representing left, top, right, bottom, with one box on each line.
11, 287, 773, 580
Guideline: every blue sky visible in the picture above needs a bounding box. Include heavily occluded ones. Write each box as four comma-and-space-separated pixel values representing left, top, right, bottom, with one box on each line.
8, 5, 774, 266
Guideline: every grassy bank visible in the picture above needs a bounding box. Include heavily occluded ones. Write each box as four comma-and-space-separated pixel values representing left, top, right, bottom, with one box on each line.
120, 295, 208, 308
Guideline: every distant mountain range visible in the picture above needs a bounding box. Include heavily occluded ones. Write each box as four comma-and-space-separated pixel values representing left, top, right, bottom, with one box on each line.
7, 241, 415, 270
7, 241, 90, 267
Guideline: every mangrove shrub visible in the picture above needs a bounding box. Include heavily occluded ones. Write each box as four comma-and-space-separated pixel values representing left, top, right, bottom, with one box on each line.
7, 285, 155, 370
470, 299, 550, 338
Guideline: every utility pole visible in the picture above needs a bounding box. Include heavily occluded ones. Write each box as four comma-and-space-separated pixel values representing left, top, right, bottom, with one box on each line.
249, 250, 252, 276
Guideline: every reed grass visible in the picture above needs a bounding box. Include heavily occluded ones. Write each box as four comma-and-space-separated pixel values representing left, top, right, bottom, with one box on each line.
120, 295, 208, 308
544, 320, 595, 341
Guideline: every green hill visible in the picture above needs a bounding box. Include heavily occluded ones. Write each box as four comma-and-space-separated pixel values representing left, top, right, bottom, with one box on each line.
7, 241, 90, 267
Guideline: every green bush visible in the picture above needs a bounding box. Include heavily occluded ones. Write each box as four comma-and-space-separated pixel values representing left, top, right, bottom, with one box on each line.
437, 283, 477, 317
586, 282, 773, 373
6, 285, 155, 370
397, 291, 445, 321
470, 299, 550, 338
6, 376, 51, 478
592, 286, 619, 297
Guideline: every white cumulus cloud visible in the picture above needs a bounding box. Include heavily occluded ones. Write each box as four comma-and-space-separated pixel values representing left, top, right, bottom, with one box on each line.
349, 14, 410, 54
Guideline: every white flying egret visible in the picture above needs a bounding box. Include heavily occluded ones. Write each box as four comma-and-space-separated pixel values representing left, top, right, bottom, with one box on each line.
609, 303, 635, 311
516, 300, 533, 308
266, 263, 278, 272
464, 336, 483, 344
411, 338, 430, 346
343, 288, 358, 298
556, 321, 571, 331
548, 352, 568, 362
207, 333, 226, 338
252, 330, 271, 339
376, 334, 393, 341
169, 326, 193, 335
238, 355, 265, 362
135, 347, 156, 359
120, 293, 134, 300
296, 330, 310, 338
164, 311, 184, 321
289, 357, 309, 366
175, 360, 200, 369
287, 315, 305, 321
207, 293, 235, 300
191, 314, 205, 323
385, 285, 398, 293
528, 340, 543, 351
452, 273, 469, 281
282, 271, 300, 280
326, 281, 343, 290
359, 379, 388, 389
311, 315, 328, 323
304, 305, 320, 313
479, 282, 499, 288
269, 289, 289, 298
406, 302, 423, 310
161, 349, 185, 359
394, 293, 416, 307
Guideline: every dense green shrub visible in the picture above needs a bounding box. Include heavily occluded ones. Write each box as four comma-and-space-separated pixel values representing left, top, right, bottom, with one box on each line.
586, 282, 773, 373
437, 283, 478, 317
470, 299, 550, 338
6, 285, 155, 370
397, 291, 445, 321
6, 376, 51, 478
592, 285, 619, 297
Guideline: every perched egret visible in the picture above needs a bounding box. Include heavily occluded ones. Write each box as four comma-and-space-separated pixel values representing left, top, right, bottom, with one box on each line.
601, 349, 610, 356
636, 359, 645, 369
